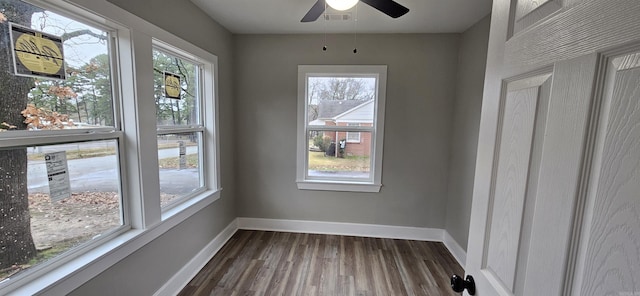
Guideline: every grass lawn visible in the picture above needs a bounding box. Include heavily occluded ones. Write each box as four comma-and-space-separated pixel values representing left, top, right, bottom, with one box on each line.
27, 146, 365, 172
27, 142, 197, 161
0, 238, 84, 280
158, 154, 199, 169
27, 147, 116, 161
308, 151, 370, 171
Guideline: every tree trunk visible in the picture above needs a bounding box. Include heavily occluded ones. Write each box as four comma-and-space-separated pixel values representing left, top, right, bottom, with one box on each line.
0, 149, 35, 269
0, 1, 40, 269
175, 99, 181, 124
75, 97, 82, 122
168, 99, 175, 124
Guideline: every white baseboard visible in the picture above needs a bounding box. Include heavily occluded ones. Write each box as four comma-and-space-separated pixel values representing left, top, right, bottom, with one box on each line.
443, 231, 467, 267
237, 217, 442, 242
238, 217, 467, 267
153, 219, 238, 296
155, 217, 468, 295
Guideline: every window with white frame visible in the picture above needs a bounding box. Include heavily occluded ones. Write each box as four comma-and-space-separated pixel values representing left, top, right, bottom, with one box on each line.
0, 0, 126, 284
297, 65, 387, 192
152, 44, 206, 209
0, 0, 220, 293
346, 123, 361, 143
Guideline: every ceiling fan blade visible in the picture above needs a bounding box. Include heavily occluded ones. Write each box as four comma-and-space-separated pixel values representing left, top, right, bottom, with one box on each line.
301, 0, 326, 22
360, 0, 409, 18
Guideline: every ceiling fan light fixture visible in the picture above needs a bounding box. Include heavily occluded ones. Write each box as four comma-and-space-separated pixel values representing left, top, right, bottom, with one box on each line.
326, 0, 358, 11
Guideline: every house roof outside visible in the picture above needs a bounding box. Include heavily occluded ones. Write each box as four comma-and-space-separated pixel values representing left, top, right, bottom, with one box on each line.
317, 100, 366, 119
334, 100, 374, 124
311, 100, 374, 125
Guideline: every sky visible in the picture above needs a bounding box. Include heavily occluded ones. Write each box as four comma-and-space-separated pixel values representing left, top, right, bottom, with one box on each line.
31, 10, 108, 68
307, 76, 376, 104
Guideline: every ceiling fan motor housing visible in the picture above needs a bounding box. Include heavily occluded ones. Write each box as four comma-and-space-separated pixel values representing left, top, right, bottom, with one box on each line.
301, 0, 409, 22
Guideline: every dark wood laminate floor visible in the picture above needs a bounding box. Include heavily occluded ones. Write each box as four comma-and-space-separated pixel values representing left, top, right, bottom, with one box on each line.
179, 230, 464, 296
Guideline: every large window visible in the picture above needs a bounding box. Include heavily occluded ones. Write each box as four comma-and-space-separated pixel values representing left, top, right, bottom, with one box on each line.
153, 45, 205, 209
297, 65, 387, 192
0, 0, 220, 294
0, 0, 125, 284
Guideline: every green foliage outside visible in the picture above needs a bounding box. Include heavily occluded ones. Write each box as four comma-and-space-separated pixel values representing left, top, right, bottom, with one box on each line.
312, 134, 332, 152
0, 0, 202, 280
153, 50, 198, 126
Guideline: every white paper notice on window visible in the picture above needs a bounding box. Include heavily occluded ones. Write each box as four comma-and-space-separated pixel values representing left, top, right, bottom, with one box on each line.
45, 151, 71, 202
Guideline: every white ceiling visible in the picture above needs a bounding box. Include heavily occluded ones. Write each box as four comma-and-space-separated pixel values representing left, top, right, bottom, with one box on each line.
190, 0, 493, 34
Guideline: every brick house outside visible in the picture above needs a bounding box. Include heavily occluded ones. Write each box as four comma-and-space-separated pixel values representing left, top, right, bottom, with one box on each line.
310, 100, 374, 157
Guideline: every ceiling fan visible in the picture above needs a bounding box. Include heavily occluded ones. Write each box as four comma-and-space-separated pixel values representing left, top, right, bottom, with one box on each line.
301, 0, 409, 22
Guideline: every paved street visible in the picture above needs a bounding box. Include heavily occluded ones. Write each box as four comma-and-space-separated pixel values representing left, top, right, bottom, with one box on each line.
27, 146, 368, 195
27, 147, 199, 195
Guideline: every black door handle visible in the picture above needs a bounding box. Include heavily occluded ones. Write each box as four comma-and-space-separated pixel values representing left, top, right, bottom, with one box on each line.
450, 274, 476, 295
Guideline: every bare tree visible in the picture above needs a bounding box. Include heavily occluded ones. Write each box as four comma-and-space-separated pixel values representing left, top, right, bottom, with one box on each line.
316, 78, 373, 101
307, 79, 323, 121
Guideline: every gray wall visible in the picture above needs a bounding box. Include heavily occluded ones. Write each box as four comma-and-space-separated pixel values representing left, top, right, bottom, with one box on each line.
234, 34, 460, 228
445, 16, 491, 250
69, 0, 236, 295
66, 1, 489, 292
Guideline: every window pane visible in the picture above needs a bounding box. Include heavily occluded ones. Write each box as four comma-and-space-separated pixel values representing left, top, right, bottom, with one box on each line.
346, 131, 361, 142
0, 140, 122, 281
307, 131, 372, 180
158, 132, 202, 207
298, 66, 386, 191
153, 49, 200, 126
346, 123, 361, 142
0, 0, 114, 132
307, 77, 376, 127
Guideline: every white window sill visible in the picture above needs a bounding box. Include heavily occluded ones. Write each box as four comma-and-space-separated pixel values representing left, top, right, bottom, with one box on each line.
161, 188, 222, 221
5, 189, 222, 296
296, 180, 382, 192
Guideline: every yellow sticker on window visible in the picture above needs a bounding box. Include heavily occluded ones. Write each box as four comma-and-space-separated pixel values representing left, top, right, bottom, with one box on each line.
164, 72, 181, 99
10, 23, 65, 80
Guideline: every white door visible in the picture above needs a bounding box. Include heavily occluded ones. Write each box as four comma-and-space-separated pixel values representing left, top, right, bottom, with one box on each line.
464, 0, 640, 295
